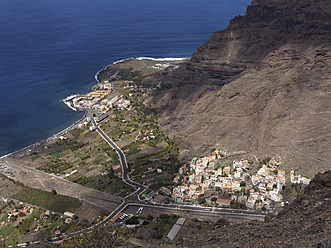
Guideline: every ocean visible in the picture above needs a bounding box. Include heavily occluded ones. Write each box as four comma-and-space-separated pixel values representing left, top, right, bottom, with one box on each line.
0, 0, 251, 156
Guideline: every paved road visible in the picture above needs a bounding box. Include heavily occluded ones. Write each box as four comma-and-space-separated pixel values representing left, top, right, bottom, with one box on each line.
94, 119, 147, 190
49, 118, 266, 244
92, 118, 265, 218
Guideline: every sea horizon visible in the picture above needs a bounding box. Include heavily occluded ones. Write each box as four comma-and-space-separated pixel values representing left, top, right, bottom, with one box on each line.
0, 0, 252, 157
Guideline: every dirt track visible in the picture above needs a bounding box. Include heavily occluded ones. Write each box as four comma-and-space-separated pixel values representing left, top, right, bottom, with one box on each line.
0, 157, 123, 212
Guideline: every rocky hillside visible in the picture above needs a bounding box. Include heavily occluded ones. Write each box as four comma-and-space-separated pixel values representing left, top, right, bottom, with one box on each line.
188, 0, 331, 83
177, 170, 331, 247
148, 0, 331, 176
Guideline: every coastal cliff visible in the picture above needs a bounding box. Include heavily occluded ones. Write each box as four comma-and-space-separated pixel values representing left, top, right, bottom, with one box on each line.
148, 0, 331, 176
188, 0, 331, 83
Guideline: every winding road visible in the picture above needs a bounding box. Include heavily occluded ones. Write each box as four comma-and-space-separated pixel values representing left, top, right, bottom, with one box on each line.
47, 118, 266, 244
91, 118, 265, 221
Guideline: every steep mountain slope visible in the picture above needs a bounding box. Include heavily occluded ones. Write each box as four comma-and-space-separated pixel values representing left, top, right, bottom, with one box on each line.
188, 0, 331, 83
148, 0, 331, 176
178, 170, 331, 247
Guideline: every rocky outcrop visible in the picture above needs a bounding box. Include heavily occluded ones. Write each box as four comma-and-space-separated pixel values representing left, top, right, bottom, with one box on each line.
187, 0, 331, 84
149, 0, 331, 176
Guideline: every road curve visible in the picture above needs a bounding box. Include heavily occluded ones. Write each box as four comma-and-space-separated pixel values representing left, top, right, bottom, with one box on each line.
49, 118, 266, 244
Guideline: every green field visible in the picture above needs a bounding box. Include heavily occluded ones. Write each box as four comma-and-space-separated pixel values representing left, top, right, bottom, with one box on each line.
13, 187, 81, 214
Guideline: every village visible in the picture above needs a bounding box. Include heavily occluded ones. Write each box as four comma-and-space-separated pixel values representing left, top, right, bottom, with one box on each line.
68, 61, 175, 114
0, 57, 321, 247
66, 62, 313, 212
0, 198, 78, 246
171, 149, 311, 210
70, 80, 129, 113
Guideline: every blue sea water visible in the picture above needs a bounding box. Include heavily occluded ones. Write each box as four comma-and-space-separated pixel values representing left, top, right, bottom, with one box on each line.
0, 0, 251, 156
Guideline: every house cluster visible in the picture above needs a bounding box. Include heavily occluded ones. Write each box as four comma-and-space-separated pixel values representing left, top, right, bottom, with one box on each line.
172, 149, 239, 204
72, 90, 112, 111
247, 159, 286, 209
96, 80, 112, 90
171, 149, 292, 210
122, 81, 135, 89
134, 129, 156, 142
112, 164, 122, 177
70, 79, 114, 111
8, 202, 35, 219
1, 200, 41, 232
116, 98, 131, 110
163, 64, 180, 73
122, 82, 152, 93
0, 198, 71, 231
149, 62, 181, 71
150, 63, 170, 69
290, 170, 311, 185
140, 167, 163, 179
122, 79, 163, 95
142, 187, 171, 204
72, 85, 131, 113
76, 116, 93, 129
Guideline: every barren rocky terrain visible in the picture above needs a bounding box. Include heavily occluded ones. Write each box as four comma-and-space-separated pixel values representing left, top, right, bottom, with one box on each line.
147, 0, 331, 177
0, 158, 122, 212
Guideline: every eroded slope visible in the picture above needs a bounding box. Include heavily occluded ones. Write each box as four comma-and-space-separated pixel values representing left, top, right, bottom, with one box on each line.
148, 0, 331, 176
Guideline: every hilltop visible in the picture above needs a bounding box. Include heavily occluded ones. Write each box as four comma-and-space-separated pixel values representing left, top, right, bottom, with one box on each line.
146, 0, 331, 177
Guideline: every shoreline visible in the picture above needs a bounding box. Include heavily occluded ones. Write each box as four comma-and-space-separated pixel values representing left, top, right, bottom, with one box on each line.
0, 111, 87, 160
94, 56, 188, 83
0, 56, 187, 160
